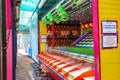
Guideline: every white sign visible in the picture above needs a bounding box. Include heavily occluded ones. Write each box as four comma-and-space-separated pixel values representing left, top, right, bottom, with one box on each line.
102, 35, 117, 48
41, 35, 47, 38
102, 21, 117, 33
41, 39, 46, 42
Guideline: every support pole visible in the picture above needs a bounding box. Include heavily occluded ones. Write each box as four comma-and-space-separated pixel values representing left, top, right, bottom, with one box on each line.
52, 22, 55, 49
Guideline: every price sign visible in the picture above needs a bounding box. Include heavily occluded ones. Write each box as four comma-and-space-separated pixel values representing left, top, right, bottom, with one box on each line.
102, 21, 117, 34
102, 35, 118, 48
41, 35, 47, 38
41, 39, 46, 42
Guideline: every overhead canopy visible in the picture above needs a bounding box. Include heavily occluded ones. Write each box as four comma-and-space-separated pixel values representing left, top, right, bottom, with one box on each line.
18, 0, 92, 32
19, 11, 33, 26
19, 0, 40, 32
38, 0, 62, 20
20, 0, 39, 11
19, 0, 62, 32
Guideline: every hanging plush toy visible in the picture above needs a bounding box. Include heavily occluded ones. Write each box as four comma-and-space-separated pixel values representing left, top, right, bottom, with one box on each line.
53, 15, 61, 23
48, 12, 54, 21
42, 17, 52, 25
56, 4, 69, 21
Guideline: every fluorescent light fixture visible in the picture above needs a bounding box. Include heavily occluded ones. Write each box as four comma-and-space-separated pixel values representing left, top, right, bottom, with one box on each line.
63, 0, 72, 7
51, 0, 72, 15
38, 0, 47, 9
65, 3, 74, 10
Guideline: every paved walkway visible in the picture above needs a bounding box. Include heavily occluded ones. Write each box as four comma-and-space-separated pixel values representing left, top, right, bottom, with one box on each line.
17, 49, 28, 56
16, 49, 34, 80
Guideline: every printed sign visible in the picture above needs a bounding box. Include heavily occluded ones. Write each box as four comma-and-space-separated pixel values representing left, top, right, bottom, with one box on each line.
41, 35, 47, 38
41, 39, 46, 42
102, 21, 117, 34
102, 35, 117, 48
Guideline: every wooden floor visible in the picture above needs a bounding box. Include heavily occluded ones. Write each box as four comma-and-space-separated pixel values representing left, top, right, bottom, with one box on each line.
16, 55, 34, 80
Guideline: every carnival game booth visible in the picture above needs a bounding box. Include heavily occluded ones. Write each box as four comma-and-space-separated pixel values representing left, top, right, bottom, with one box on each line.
37, 0, 95, 80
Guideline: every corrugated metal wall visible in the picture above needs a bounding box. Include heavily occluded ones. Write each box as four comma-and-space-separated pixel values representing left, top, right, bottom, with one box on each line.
29, 12, 38, 62
99, 0, 120, 80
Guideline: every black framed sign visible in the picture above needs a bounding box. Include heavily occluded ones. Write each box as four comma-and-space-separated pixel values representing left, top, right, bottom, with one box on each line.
101, 20, 117, 34
102, 35, 118, 48
101, 20, 118, 49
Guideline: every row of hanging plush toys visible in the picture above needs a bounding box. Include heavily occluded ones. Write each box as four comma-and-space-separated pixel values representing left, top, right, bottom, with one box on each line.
60, 30, 79, 38
47, 30, 79, 38
56, 25, 80, 39
47, 25, 80, 38
46, 24, 81, 46
47, 30, 79, 40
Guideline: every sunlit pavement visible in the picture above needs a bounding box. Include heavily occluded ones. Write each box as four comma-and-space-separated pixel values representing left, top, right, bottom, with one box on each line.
17, 48, 28, 56
16, 55, 34, 80
16, 48, 34, 80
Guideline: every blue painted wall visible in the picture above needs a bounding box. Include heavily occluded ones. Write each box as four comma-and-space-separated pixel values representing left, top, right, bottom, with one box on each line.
29, 12, 38, 62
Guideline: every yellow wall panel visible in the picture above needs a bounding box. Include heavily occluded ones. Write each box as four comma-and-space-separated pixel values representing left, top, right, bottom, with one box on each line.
101, 64, 120, 80
40, 43, 46, 53
99, 0, 120, 4
40, 22, 47, 35
99, 0, 120, 80
39, 21, 47, 52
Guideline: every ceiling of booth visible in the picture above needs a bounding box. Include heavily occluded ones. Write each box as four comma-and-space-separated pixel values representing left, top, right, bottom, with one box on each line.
19, 0, 62, 32
19, 0, 39, 25
18, 0, 92, 32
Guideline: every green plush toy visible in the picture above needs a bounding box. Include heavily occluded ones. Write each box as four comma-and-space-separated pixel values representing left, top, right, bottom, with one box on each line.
59, 12, 69, 21
48, 12, 53, 21
56, 4, 69, 21
53, 15, 61, 23
42, 17, 52, 25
